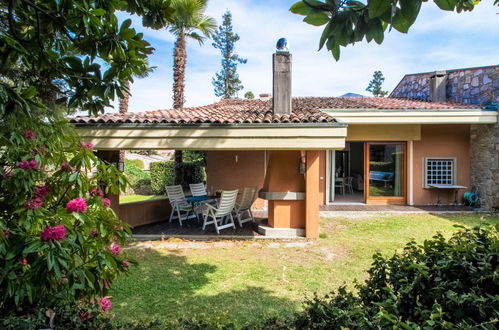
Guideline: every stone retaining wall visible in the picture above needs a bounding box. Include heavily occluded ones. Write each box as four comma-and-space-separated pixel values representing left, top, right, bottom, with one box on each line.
390, 65, 498, 105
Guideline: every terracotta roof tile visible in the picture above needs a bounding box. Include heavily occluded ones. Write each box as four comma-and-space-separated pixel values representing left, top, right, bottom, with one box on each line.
70, 97, 482, 125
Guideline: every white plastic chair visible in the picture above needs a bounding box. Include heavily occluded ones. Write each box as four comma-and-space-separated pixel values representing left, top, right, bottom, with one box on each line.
189, 183, 207, 197
202, 189, 238, 234
233, 187, 257, 227
166, 185, 195, 226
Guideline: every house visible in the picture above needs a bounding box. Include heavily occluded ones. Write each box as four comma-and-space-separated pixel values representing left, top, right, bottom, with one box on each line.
70, 47, 498, 238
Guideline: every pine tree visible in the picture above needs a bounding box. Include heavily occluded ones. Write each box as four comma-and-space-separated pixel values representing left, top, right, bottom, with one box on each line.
212, 11, 247, 99
366, 70, 388, 97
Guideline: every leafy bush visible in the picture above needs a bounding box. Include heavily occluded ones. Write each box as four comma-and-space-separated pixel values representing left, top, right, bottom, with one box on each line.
150, 161, 175, 194
291, 226, 499, 329
124, 159, 151, 195
177, 162, 206, 189
127, 159, 145, 169
150, 161, 206, 193
0, 111, 133, 320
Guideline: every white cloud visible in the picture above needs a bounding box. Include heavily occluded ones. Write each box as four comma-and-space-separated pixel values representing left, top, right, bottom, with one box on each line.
112, 0, 499, 113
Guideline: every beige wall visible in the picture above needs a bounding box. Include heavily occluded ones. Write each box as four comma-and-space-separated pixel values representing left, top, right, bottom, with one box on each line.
206, 150, 267, 209
413, 124, 470, 205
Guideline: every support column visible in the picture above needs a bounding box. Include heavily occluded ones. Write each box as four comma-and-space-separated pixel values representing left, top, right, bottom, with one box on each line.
95, 150, 121, 215
306, 150, 320, 238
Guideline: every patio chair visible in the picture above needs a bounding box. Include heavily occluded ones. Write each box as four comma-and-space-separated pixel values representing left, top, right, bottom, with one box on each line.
166, 185, 195, 226
202, 189, 238, 234
189, 183, 207, 197
345, 176, 354, 194
233, 187, 257, 227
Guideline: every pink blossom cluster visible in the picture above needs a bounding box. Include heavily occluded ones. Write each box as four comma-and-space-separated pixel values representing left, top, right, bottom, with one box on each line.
81, 142, 94, 150
102, 197, 111, 208
34, 185, 49, 197
123, 259, 130, 267
90, 188, 103, 197
24, 130, 36, 140
40, 225, 66, 242
25, 197, 43, 210
108, 243, 121, 255
21, 258, 28, 265
61, 162, 70, 171
66, 197, 87, 213
19, 159, 38, 170
99, 297, 112, 312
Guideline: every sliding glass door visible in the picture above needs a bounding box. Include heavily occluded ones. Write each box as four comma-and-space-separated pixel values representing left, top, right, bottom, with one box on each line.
365, 142, 406, 204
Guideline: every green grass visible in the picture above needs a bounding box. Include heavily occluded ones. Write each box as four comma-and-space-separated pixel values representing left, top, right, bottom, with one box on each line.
119, 195, 166, 204
111, 213, 498, 326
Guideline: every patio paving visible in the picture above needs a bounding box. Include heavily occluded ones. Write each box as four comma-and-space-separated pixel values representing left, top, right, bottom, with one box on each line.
132, 211, 268, 237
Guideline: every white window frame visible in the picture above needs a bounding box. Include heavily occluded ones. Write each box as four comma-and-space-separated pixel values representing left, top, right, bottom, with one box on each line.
423, 157, 457, 188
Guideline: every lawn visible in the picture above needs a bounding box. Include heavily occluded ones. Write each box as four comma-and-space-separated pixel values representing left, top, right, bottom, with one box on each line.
119, 195, 166, 204
110, 213, 498, 326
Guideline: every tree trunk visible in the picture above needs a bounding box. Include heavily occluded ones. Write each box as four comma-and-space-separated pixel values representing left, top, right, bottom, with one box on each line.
173, 34, 186, 185
119, 81, 131, 163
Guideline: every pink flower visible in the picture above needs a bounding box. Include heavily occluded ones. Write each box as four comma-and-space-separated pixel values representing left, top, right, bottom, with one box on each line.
90, 188, 103, 197
3, 229, 11, 239
21, 258, 28, 265
40, 225, 66, 242
108, 243, 121, 255
24, 130, 36, 140
123, 259, 130, 267
66, 197, 87, 213
19, 159, 38, 170
81, 142, 94, 150
99, 297, 112, 312
25, 197, 43, 210
102, 198, 111, 208
34, 185, 49, 197
61, 162, 70, 171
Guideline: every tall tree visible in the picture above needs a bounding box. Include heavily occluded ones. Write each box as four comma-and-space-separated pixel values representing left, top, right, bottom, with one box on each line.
168, 0, 216, 185
212, 11, 247, 99
290, 0, 499, 60
366, 71, 388, 97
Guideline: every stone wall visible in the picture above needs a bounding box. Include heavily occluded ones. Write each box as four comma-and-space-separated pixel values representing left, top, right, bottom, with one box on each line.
390, 65, 499, 105
470, 123, 499, 209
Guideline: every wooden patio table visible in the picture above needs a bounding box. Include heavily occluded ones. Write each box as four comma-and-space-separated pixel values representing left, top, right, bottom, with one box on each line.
428, 184, 467, 206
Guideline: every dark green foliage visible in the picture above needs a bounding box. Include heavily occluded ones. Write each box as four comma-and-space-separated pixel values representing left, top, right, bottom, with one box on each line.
150, 161, 206, 194
366, 70, 388, 97
212, 11, 247, 99
291, 226, 499, 329
124, 160, 152, 194
244, 91, 255, 99
290, 0, 496, 60
150, 161, 176, 195
177, 162, 206, 189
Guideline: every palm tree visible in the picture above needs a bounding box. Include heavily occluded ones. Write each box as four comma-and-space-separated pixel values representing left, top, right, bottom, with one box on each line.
168, 0, 216, 185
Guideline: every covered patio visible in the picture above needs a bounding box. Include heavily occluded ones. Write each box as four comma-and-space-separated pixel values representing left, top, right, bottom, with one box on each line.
72, 104, 348, 238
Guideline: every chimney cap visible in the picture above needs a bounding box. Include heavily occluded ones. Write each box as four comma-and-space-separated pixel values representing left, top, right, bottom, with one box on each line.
276, 38, 289, 53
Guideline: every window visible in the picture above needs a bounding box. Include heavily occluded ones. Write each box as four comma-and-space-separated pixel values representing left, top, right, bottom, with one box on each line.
424, 158, 456, 188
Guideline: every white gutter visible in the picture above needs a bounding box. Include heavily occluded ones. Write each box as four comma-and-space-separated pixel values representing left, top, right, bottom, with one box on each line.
321, 109, 498, 124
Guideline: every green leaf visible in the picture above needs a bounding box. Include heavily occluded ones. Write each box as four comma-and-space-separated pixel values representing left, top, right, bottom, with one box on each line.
290, 1, 313, 15
368, 0, 392, 18
21, 86, 37, 99
331, 44, 340, 61
366, 18, 384, 44
303, 12, 330, 26
434, 0, 458, 10
391, 0, 422, 33
91, 8, 106, 16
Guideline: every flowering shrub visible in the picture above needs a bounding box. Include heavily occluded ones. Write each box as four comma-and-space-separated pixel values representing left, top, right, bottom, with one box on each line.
0, 111, 132, 321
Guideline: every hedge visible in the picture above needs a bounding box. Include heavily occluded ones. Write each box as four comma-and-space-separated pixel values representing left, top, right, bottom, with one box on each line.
150, 161, 175, 194
150, 161, 206, 194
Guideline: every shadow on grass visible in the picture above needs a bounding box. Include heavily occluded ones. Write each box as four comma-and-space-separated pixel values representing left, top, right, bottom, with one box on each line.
110, 248, 298, 326
433, 212, 499, 228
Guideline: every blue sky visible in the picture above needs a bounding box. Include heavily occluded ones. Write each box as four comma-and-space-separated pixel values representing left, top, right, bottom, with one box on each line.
115, 0, 499, 113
